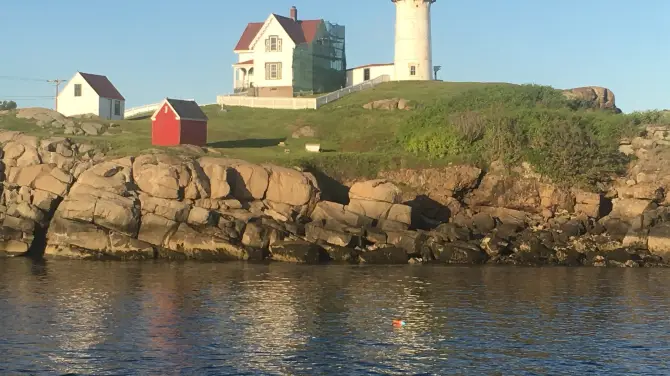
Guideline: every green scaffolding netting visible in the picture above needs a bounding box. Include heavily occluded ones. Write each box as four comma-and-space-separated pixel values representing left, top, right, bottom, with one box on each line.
293, 21, 346, 95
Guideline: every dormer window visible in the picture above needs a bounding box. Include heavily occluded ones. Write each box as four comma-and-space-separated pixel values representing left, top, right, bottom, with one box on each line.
266, 35, 282, 52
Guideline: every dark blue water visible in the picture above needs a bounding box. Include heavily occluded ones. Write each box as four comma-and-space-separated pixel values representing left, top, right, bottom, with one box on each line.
1, 259, 669, 375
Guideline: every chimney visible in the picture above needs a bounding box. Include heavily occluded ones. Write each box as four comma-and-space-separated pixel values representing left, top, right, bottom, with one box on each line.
290, 6, 298, 21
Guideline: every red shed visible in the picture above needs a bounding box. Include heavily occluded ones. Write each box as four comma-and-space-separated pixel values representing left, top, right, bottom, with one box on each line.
151, 98, 208, 146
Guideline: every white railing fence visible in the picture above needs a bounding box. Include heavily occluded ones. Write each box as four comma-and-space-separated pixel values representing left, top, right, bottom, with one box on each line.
124, 103, 161, 118
315, 75, 390, 108
124, 98, 216, 119
216, 74, 391, 110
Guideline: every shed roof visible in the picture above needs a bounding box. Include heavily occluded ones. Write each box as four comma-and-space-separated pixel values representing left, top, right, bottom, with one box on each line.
152, 98, 208, 122
166, 98, 208, 121
234, 15, 322, 51
79, 72, 125, 100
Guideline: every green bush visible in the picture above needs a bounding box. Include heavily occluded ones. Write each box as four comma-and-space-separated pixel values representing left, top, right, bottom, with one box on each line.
0, 100, 17, 111
398, 84, 642, 188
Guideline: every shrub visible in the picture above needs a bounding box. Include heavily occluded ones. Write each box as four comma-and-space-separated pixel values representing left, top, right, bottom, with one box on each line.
398, 84, 640, 187
0, 100, 17, 111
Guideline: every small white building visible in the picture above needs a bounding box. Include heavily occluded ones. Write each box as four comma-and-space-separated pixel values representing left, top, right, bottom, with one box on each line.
57, 72, 126, 120
346, 63, 395, 87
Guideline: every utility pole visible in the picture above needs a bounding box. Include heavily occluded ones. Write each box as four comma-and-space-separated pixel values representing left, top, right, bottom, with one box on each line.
47, 79, 67, 111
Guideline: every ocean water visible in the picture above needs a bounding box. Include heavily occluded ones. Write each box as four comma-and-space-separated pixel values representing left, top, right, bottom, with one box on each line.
0, 259, 669, 375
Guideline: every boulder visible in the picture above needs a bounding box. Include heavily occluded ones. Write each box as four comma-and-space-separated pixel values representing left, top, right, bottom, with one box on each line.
199, 158, 269, 201
163, 223, 247, 260
349, 179, 402, 203
15, 108, 69, 127
386, 230, 426, 255
345, 199, 412, 225
269, 241, 330, 264
362, 98, 411, 111
431, 241, 488, 264
305, 222, 353, 247
609, 199, 654, 223
133, 154, 210, 200
140, 194, 191, 222
476, 206, 529, 227
379, 165, 481, 204
561, 86, 620, 112
0, 226, 30, 256
310, 201, 370, 228
80, 122, 104, 136
359, 247, 408, 264
264, 165, 315, 206
647, 223, 670, 262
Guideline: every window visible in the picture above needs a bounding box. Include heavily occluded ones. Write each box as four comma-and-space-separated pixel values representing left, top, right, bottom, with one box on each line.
265, 62, 282, 80
114, 100, 121, 116
363, 68, 370, 81
265, 35, 282, 52
74, 84, 82, 97
410, 65, 416, 76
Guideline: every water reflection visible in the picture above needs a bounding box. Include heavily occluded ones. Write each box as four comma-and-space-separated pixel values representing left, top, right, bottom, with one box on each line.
0, 260, 669, 375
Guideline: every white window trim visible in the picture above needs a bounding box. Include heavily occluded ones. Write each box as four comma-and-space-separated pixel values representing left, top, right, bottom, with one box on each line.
265, 62, 282, 80
265, 35, 282, 52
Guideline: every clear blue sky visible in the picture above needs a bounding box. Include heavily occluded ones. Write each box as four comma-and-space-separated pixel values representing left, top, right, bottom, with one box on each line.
0, 0, 668, 112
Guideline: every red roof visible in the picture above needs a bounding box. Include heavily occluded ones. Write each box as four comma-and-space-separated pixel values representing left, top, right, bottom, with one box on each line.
79, 72, 125, 101
234, 15, 322, 51
234, 59, 254, 65
234, 22, 263, 51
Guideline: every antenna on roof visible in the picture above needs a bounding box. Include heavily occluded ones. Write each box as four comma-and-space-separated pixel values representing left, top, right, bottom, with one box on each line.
47, 78, 67, 111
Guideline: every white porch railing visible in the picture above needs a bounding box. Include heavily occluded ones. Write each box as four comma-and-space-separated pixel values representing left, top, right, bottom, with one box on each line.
315, 75, 391, 108
216, 74, 391, 110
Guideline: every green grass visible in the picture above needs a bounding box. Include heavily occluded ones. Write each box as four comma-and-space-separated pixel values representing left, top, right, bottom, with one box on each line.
83, 81, 504, 179
2, 81, 667, 184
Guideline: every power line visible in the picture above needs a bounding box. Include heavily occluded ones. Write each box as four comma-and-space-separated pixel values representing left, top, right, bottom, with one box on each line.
0, 75, 50, 82
0, 95, 54, 98
0, 98, 51, 101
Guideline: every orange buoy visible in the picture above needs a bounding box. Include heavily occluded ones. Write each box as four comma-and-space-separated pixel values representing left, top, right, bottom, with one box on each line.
392, 319, 406, 327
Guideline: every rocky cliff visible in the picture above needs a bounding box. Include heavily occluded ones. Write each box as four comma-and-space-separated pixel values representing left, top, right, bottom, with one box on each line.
1, 122, 670, 267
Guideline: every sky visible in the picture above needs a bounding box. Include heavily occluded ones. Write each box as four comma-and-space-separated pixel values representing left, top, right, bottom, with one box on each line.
0, 0, 668, 113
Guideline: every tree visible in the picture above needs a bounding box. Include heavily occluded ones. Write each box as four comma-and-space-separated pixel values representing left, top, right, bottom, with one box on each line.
0, 100, 17, 111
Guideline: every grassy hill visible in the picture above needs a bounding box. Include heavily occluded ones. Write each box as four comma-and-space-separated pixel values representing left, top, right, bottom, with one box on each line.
2, 81, 667, 186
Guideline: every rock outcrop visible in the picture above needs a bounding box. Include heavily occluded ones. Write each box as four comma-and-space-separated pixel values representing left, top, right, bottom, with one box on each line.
362, 98, 411, 111
1, 120, 670, 267
562, 86, 620, 113
14, 107, 118, 136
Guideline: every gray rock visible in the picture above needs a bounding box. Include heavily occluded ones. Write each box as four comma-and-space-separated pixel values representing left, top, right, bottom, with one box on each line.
80, 122, 104, 136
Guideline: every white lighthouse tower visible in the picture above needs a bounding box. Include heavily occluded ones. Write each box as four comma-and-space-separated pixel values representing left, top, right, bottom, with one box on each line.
392, 0, 436, 81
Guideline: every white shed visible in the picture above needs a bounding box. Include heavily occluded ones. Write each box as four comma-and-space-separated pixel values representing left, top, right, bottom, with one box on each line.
56, 72, 126, 120
346, 63, 395, 87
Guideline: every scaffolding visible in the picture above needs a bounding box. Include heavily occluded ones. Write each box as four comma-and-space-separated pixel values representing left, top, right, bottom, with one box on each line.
293, 21, 346, 95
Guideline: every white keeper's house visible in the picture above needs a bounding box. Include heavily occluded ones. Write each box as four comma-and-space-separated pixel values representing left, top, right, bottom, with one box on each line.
232, 6, 346, 97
